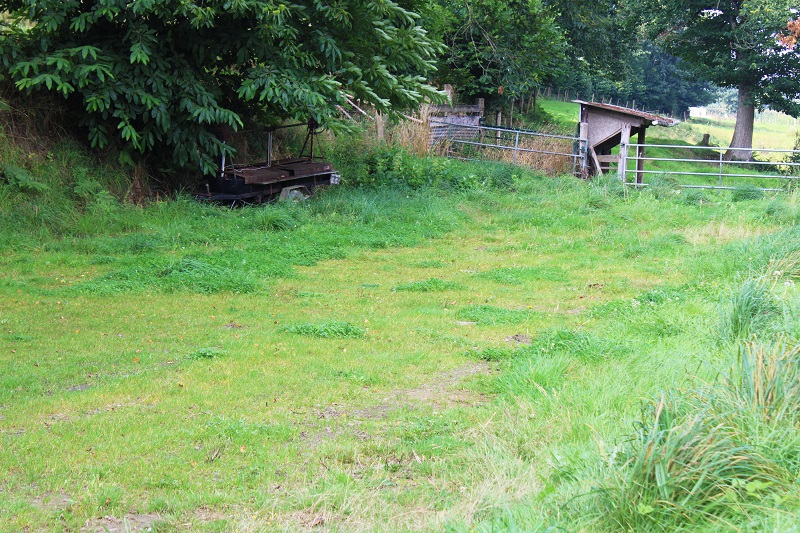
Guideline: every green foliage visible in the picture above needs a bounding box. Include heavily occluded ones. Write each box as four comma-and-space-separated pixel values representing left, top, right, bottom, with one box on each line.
326, 141, 518, 190
281, 321, 366, 339
636, 0, 800, 118
428, 0, 565, 101
0, 0, 445, 175
0, 162, 49, 193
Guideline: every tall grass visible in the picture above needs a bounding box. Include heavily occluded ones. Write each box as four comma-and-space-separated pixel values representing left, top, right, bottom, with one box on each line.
597, 341, 800, 531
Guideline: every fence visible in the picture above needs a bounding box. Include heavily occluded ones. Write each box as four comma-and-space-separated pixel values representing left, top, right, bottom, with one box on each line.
618, 143, 800, 191
429, 120, 587, 176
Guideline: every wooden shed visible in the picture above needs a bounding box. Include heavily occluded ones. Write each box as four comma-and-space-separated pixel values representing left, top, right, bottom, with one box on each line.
575, 101, 679, 182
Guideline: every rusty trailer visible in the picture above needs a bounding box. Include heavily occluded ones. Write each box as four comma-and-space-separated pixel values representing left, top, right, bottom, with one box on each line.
197, 122, 340, 206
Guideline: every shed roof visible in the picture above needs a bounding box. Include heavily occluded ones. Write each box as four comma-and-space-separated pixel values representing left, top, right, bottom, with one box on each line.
573, 100, 680, 127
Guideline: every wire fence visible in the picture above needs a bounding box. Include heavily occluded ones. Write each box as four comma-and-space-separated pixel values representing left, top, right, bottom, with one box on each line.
620, 143, 800, 191
429, 120, 587, 176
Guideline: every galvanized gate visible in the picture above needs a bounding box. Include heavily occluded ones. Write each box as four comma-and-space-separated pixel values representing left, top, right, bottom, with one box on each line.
429, 119, 588, 177
617, 143, 800, 191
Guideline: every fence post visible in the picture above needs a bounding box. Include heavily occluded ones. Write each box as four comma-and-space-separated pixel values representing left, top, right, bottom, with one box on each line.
718, 148, 724, 190
579, 122, 589, 177
619, 124, 630, 183
513, 131, 520, 165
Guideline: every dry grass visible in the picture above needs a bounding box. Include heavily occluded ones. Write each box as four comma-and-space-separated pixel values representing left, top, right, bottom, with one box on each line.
683, 221, 767, 246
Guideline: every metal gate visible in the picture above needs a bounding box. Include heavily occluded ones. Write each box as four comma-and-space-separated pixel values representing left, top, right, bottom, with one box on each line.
429, 120, 588, 177
618, 143, 800, 191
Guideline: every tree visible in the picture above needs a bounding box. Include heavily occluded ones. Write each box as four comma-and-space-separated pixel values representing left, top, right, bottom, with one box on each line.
636, 0, 800, 159
426, 0, 565, 105
0, 0, 445, 175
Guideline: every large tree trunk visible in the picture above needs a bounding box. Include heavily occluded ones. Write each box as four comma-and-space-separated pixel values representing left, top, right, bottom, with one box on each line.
725, 83, 754, 161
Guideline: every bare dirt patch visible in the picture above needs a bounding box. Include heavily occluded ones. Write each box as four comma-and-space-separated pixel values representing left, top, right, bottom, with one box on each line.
504, 334, 532, 344
300, 362, 491, 446
340, 362, 491, 422
81, 513, 161, 532
32, 491, 73, 511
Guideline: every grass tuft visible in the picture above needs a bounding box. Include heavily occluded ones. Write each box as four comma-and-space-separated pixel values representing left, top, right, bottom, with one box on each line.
597, 341, 800, 530
280, 321, 366, 339
456, 305, 538, 325
731, 185, 765, 202
718, 276, 779, 342
476, 266, 568, 285
189, 347, 225, 360
393, 278, 464, 292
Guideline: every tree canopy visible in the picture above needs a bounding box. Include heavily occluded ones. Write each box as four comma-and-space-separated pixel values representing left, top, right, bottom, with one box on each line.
426, 0, 564, 103
635, 0, 800, 155
0, 0, 445, 174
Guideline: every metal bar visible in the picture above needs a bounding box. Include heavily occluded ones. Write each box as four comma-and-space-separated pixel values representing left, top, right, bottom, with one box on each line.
634, 156, 800, 167
631, 169, 800, 179
429, 120, 580, 141
448, 139, 579, 159
628, 143, 800, 154
625, 183, 785, 192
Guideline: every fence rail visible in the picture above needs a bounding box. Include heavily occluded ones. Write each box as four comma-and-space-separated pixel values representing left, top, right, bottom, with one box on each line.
620, 143, 800, 191
429, 120, 587, 176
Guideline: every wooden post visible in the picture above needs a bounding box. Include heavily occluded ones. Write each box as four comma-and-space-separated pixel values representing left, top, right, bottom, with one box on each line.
496, 110, 502, 141
579, 122, 589, 177
376, 111, 384, 142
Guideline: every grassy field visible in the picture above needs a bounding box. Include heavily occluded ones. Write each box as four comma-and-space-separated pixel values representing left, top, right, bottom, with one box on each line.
3, 122, 800, 531
3, 97, 800, 532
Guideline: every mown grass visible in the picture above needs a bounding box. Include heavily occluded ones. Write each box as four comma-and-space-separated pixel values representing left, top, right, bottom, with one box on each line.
2, 118, 800, 531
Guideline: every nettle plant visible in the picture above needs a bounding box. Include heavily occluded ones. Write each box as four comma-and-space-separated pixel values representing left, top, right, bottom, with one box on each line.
0, 0, 444, 174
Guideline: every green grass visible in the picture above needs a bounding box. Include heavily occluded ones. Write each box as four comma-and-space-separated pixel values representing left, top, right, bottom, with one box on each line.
3, 123, 800, 531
